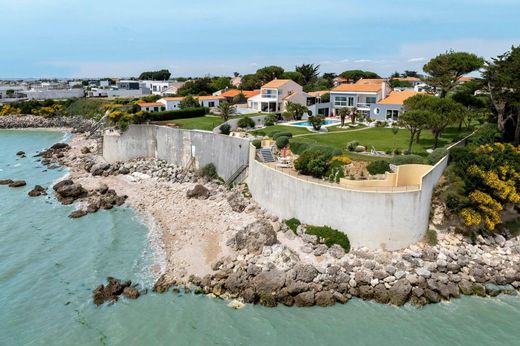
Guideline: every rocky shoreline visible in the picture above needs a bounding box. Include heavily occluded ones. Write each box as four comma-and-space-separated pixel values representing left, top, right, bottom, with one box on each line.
4, 122, 520, 308
0, 115, 94, 132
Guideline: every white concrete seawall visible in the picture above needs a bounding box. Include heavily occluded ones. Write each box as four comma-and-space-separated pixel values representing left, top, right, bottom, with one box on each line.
247, 146, 449, 250
103, 125, 250, 181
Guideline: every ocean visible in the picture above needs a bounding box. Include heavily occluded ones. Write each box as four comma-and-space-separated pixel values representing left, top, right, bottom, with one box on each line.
1, 129, 520, 346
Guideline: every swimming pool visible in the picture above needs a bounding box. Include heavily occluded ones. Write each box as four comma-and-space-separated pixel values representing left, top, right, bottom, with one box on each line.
292, 119, 340, 127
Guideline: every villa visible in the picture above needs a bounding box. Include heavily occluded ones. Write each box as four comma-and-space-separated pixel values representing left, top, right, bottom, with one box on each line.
370, 90, 421, 122
330, 79, 391, 116
137, 102, 165, 113
220, 89, 260, 103
158, 97, 184, 111
247, 79, 308, 113
157, 95, 224, 111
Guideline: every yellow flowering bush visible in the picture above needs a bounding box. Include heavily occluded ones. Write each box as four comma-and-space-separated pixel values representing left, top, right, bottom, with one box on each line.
330, 155, 352, 165
446, 141, 520, 232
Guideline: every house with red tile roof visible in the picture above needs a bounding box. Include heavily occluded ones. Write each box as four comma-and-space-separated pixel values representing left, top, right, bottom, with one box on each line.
137, 102, 166, 112
369, 90, 422, 122
330, 78, 391, 116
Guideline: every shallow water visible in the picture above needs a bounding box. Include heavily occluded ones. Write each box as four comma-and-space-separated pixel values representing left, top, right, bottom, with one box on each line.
1, 130, 520, 346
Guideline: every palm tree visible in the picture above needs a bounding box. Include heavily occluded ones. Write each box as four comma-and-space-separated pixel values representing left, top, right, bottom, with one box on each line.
217, 101, 236, 121
338, 108, 349, 127
286, 102, 308, 120
350, 107, 359, 124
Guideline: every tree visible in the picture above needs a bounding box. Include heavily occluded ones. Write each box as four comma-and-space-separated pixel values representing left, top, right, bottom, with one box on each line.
239, 74, 262, 90
210, 77, 232, 91
256, 66, 285, 83
350, 107, 361, 124
403, 70, 419, 77
483, 45, 520, 144
389, 79, 413, 88
138, 69, 171, 80
451, 79, 489, 129
217, 101, 236, 121
232, 93, 247, 104
339, 70, 381, 83
423, 51, 484, 97
338, 107, 349, 127
295, 63, 320, 85
178, 77, 216, 96
281, 71, 305, 86
398, 110, 430, 153
285, 102, 308, 120
179, 95, 200, 109
233, 72, 240, 78
308, 115, 325, 131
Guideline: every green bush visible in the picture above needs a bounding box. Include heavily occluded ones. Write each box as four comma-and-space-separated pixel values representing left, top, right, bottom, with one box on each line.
219, 123, 231, 135
252, 139, 262, 149
275, 136, 290, 149
391, 154, 426, 165
264, 114, 277, 126
237, 116, 255, 128
346, 140, 359, 152
201, 163, 218, 179
145, 107, 207, 121
424, 229, 438, 246
304, 145, 342, 157
468, 123, 500, 146
375, 120, 388, 128
427, 148, 448, 165
272, 131, 293, 140
285, 218, 301, 234
305, 226, 350, 252
367, 160, 391, 175
294, 151, 329, 178
289, 142, 310, 155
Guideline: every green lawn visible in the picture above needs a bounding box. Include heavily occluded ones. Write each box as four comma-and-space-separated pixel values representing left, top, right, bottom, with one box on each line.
158, 116, 224, 131
289, 126, 470, 157
251, 125, 312, 136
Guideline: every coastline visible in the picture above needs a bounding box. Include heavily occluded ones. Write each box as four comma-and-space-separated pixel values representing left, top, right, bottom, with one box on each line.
5, 122, 520, 308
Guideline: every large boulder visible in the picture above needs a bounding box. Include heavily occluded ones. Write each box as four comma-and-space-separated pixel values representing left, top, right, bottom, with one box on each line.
228, 220, 278, 254
69, 210, 88, 219
92, 277, 132, 305
186, 185, 210, 200
253, 269, 286, 295
8, 180, 26, 188
90, 162, 110, 176
294, 291, 315, 307
54, 181, 87, 204
0, 179, 14, 185
389, 279, 412, 306
294, 264, 318, 283
227, 191, 248, 212
315, 291, 335, 307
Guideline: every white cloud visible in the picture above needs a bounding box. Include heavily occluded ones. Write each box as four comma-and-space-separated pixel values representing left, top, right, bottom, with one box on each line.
354, 59, 372, 63
407, 57, 426, 62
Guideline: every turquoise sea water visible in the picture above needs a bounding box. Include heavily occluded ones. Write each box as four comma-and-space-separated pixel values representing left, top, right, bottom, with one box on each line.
1, 130, 520, 346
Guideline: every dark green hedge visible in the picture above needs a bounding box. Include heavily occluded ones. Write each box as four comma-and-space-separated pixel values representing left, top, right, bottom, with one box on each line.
145, 107, 208, 121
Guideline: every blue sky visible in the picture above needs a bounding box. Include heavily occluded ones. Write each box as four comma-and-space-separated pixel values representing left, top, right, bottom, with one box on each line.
1, 0, 519, 78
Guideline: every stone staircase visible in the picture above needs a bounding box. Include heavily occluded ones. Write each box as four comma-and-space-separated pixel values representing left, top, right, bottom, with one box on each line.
258, 148, 275, 163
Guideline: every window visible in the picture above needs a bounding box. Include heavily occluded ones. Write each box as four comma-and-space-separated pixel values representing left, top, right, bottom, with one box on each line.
366, 97, 377, 104
348, 97, 354, 107
208, 101, 215, 107
334, 96, 347, 106
374, 108, 380, 115
386, 110, 399, 121
154, 107, 159, 112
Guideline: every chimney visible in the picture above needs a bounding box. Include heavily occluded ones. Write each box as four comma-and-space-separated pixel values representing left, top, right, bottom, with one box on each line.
381, 82, 386, 100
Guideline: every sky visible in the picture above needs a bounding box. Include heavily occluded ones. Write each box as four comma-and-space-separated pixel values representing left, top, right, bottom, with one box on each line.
0, 0, 519, 79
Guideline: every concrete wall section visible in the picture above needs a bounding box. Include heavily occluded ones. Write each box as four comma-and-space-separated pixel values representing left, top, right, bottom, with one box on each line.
103, 125, 250, 181
248, 147, 449, 250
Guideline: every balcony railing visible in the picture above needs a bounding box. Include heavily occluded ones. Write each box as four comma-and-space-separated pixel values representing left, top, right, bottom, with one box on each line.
356, 102, 373, 109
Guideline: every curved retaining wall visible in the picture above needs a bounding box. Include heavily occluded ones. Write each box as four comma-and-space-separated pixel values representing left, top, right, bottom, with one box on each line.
248, 147, 449, 250
212, 115, 267, 133
103, 125, 250, 181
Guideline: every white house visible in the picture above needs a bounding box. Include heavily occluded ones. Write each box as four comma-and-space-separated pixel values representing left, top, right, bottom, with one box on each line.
369, 90, 421, 122
158, 97, 183, 111
330, 79, 391, 116
247, 79, 307, 113
137, 102, 165, 113
196, 95, 224, 108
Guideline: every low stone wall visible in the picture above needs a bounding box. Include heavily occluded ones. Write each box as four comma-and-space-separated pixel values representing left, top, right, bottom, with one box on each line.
103, 125, 250, 181
248, 146, 450, 250
212, 115, 267, 134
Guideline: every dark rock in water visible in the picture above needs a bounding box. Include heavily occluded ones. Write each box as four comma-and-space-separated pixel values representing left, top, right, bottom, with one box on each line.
153, 274, 175, 293
253, 269, 286, 295
87, 202, 100, 213
16, 151, 25, 156
259, 293, 277, 307
389, 279, 412, 306
92, 277, 132, 305
28, 185, 47, 197
8, 180, 26, 188
50, 143, 69, 150
115, 195, 127, 206
315, 291, 335, 307
53, 180, 87, 205
0, 179, 14, 185
186, 184, 210, 199
69, 210, 88, 219
294, 291, 315, 307
53, 179, 73, 191
122, 287, 140, 299
373, 284, 390, 304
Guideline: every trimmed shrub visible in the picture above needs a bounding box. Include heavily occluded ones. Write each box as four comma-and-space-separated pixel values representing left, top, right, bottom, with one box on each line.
251, 139, 262, 149
290, 142, 310, 155
346, 140, 359, 152
201, 163, 218, 179
294, 151, 329, 178
145, 107, 207, 121
305, 145, 342, 157
375, 120, 388, 128
275, 136, 290, 149
237, 116, 255, 128
219, 123, 231, 135
285, 218, 301, 234
264, 114, 277, 126
367, 160, 391, 175
391, 154, 426, 165
424, 229, 438, 246
305, 226, 350, 252
272, 131, 293, 140
427, 148, 448, 165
